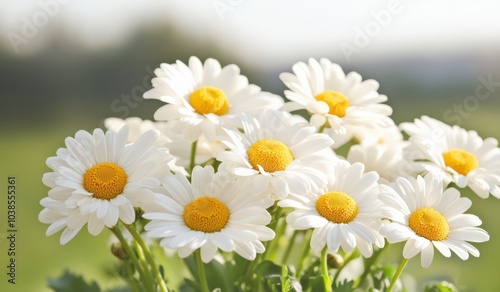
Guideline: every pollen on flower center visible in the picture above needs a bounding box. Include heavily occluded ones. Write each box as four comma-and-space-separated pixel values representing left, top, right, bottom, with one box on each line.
315, 90, 350, 117
442, 148, 479, 176
247, 139, 294, 173
409, 208, 449, 241
189, 86, 229, 116
316, 191, 358, 224
84, 162, 128, 200
183, 196, 230, 233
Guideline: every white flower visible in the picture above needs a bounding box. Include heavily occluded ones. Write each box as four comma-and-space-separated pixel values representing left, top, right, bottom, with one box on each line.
39, 127, 172, 244
144, 56, 284, 142
104, 117, 169, 146
379, 173, 490, 268
143, 166, 275, 263
278, 161, 385, 257
400, 116, 500, 198
217, 110, 336, 200
279, 58, 393, 148
345, 120, 410, 184
104, 117, 188, 175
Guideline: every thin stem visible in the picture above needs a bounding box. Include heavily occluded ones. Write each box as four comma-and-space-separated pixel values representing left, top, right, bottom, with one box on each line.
195, 249, 210, 292
282, 230, 299, 264
133, 239, 152, 290
109, 227, 153, 291
318, 124, 326, 133
321, 248, 332, 292
124, 223, 169, 292
264, 215, 287, 262
387, 258, 409, 292
296, 229, 313, 276
189, 140, 198, 172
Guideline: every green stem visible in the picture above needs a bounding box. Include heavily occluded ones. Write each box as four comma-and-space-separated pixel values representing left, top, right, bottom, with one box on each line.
296, 229, 313, 276
264, 215, 287, 262
124, 223, 169, 292
318, 124, 326, 133
321, 248, 332, 292
109, 227, 153, 291
189, 140, 198, 172
387, 258, 409, 292
195, 249, 210, 292
282, 230, 299, 264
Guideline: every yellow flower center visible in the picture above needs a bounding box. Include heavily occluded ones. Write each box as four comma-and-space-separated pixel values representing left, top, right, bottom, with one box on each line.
247, 139, 294, 173
83, 162, 128, 200
316, 191, 358, 224
189, 86, 229, 116
315, 90, 350, 117
409, 208, 449, 241
183, 196, 230, 233
442, 149, 479, 176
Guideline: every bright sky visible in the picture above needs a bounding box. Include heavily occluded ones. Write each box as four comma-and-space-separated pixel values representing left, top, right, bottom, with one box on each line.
2, 0, 500, 66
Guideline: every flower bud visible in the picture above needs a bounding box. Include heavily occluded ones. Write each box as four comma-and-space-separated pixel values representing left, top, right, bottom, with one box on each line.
111, 243, 129, 261
327, 253, 344, 269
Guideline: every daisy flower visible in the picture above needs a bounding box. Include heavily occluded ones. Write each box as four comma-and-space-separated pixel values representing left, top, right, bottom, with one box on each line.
104, 117, 188, 175
104, 117, 170, 147
278, 160, 385, 257
144, 56, 284, 142
143, 166, 275, 263
279, 58, 393, 147
39, 127, 172, 244
217, 110, 336, 200
346, 124, 411, 184
347, 144, 409, 184
400, 116, 500, 198
379, 173, 489, 268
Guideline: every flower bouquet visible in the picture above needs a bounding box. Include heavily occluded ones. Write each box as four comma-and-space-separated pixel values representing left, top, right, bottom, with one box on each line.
39, 57, 498, 291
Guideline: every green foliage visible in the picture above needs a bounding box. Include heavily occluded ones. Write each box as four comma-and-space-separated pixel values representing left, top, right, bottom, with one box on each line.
47, 270, 101, 292
424, 281, 460, 292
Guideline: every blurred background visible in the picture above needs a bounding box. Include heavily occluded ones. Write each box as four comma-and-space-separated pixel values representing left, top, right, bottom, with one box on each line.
1, 0, 500, 291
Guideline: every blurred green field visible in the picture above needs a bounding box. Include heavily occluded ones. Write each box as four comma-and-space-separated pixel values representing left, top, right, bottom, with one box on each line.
1, 106, 500, 292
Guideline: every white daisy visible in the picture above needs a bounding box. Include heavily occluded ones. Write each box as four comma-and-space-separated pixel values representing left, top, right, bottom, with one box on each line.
217, 110, 336, 200
143, 166, 275, 263
144, 56, 284, 142
278, 160, 385, 257
104, 117, 188, 175
104, 117, 170, 147
400, 116, 500, 198
39, 127, 172, 244
279, 58, 393, 147
379, 173, 490, 268
347, 127, 416, 183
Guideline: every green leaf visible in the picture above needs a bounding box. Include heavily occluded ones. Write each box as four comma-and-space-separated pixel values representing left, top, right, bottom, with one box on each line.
47, 270, 100, 292
333, 279, 355, 292
424, 281, 460, 292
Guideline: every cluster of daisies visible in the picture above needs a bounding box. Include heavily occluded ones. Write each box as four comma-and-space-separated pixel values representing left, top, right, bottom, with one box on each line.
40, 57, 500, 287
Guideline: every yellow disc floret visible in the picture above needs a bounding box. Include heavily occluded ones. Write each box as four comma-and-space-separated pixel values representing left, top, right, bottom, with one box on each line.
189, 86, 229, 116
247, 139, 294, 173
183, 196, 230, 233
409, 208, 449, 241
442, 148, 479, 176
84, 162, 128, 200
315, 91, 350, 117
316, 191, 358, 224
